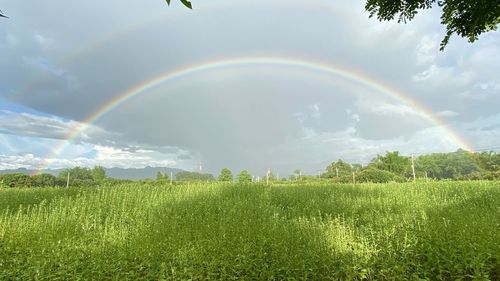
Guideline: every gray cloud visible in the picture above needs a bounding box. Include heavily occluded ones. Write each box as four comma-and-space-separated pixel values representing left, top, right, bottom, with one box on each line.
1, 0, 499, 174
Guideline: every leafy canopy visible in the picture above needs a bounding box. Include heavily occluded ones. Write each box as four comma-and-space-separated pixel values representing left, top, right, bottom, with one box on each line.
218, 168, 233, 182
92, 166, 106, 182
365, 0, 500, 50
237, 170, 252, 183
325, 159, 353, 178
370, 151, 411, 176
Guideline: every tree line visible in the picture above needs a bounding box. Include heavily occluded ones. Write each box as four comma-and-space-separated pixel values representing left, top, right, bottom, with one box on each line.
215, 149, 500, 184
319, 149, 500, 183
1, 149, 499, 188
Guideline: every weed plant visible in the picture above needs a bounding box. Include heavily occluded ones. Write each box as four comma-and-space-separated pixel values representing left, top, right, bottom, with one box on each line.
0, 181, 498, 280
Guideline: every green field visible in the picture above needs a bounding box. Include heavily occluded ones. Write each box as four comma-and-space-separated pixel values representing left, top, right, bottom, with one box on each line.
0, 182, 499, 280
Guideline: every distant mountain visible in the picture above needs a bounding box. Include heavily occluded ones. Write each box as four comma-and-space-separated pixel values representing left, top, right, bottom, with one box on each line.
0, 166, 185, 180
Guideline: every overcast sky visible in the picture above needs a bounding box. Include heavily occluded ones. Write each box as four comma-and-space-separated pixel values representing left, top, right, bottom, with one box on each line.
0, 0, 499, 175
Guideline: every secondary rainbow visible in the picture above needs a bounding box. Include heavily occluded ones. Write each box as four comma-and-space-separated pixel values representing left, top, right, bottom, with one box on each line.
35, 56, 472, 173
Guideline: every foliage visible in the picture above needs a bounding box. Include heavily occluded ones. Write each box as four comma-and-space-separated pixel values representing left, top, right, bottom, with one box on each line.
175, 171, 214, 182
237, 170, 252, 183
165, 0, 192, 9
0, 182, 498, 279
473, 151, 500, 172
416, 149, 480, 179
370, 151, 411, 176
91, 166, 106, 182
218, 168, 233, 182
458, 170, 500, 181
58, 167, 95, 187
365, 0, 500, 50
324, 159, 353, 178
31, 173, 56, 187
356, 168, 404, 183
0, 173, 32, 188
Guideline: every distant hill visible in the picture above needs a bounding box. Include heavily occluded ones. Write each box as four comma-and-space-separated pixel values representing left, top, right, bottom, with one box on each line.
0, 167, 185, 180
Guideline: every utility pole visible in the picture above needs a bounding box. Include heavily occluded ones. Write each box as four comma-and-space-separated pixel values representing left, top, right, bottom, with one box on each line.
266, 168, 270, 185
170, 171, 173, 185
66, 171, 70, 188
352, 171, 356, 184
336, 167, 339, 178
411, 154, 416, 181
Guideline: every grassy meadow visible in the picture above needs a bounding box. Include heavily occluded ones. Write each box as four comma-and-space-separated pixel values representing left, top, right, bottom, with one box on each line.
0, 181, 499, 280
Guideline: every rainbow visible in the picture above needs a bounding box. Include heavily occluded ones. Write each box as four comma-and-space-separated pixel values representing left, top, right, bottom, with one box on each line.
34, 56, 472, 172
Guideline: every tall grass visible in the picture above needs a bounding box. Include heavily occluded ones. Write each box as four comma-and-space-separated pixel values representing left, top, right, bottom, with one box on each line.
0, 181, 498, 280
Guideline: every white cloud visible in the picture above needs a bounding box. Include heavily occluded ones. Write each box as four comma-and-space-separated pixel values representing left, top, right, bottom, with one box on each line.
34, 33, 54, 49
0, 144, 189, 170
436, 110, 459, 118
309, 104, 321, 119
5, 32, 19, 47
273, 124, 463, 171
0, 110, 112, 143
346, 109, 361, 122
0, 154, 43, 170
415, 34, 439, 66
355, 100, 426, 118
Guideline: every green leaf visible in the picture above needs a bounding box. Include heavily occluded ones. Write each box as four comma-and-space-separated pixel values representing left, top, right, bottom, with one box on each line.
180, 0, 192, 9
165, 0, 192, 9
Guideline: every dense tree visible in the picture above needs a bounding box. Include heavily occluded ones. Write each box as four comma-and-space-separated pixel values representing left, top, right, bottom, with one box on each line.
176, 171, 214, 182
473, 151, 500, 172
0, 173, 32, 188
92, 166, 106, 182
218, 168, 233, 182
416, 149, 480, 179
32, 173, 56, 187
357, 168, 404, 183
58, 167, 94, 187
237, 170, 252, 183
324, 159, 353, 178
370, 151, 411, 176
365, 0, 500, 50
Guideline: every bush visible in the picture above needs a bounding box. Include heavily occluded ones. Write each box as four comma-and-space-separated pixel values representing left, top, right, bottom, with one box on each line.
356, 168, 404, 183
458, 171, 500, 181
0, 173, 33, 188
31, 173, 56, 187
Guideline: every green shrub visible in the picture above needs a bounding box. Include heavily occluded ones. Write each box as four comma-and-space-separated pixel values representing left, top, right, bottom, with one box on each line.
357, 168, 404, 183
0, 173, 32, 188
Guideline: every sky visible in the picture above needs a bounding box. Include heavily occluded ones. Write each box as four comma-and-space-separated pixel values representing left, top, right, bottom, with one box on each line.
0, 0, 499, 176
